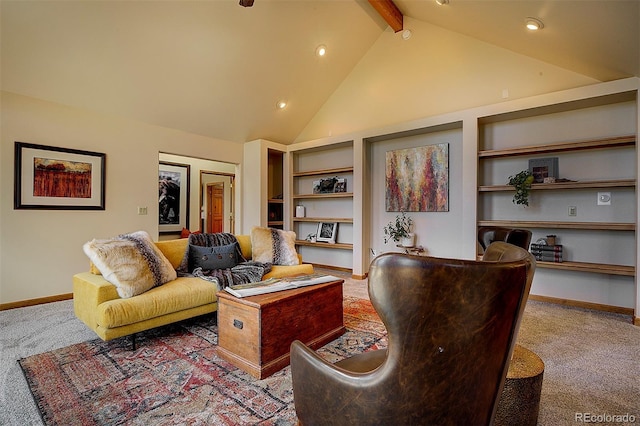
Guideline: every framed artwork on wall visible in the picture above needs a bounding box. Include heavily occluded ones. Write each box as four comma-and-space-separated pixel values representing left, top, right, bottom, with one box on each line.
528, 157, 559, 183
385, 143, 449, 212
159, 161, 190, 233
316, 222, 338, 243
14, 141, 106, 210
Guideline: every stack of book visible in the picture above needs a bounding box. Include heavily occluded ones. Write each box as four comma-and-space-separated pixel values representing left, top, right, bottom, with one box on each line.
530, 243, 563, 262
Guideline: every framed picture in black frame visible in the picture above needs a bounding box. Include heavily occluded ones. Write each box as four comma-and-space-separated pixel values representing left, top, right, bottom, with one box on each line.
14, 141, 106, 210
159, 161, 190, 233
316, 222, 338, 243
528, 157, 559, 183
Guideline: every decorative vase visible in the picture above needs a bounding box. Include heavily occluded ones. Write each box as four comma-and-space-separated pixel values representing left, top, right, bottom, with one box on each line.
401, 233, 415, 248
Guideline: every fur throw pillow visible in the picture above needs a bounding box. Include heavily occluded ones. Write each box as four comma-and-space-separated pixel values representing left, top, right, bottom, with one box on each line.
251, 226, 300, 266
83, 230, 177, 298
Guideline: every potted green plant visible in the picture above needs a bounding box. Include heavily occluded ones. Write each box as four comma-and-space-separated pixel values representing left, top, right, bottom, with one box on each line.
383, 211, 415, 247
507, 170, 534, 206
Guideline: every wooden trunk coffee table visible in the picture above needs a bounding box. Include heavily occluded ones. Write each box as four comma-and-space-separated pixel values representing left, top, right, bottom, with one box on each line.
217, 279, 345, 379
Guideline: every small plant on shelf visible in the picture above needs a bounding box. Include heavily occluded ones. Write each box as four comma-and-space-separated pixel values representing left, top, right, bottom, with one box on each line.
383, 211, 414, 244
507, 170, 534, 206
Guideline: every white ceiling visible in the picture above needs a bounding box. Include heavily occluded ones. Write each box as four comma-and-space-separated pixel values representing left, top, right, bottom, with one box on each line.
2, 0, 638, 145
396, 0, 639, 82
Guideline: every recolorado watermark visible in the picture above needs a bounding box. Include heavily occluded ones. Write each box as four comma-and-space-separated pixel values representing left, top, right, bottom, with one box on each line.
575, 412, 637, 423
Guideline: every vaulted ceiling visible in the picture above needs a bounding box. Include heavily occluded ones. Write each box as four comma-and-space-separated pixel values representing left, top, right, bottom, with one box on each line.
2, 0, 638, 145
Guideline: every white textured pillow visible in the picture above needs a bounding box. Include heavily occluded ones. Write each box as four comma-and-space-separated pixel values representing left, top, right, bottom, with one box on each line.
250, 226, 300, 266
83, 231, 177, 298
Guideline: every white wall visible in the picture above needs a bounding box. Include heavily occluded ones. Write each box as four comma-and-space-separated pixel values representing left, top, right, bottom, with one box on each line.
242, 139, 288, 234
367, 127, 464, 261
0, 92, 243, 304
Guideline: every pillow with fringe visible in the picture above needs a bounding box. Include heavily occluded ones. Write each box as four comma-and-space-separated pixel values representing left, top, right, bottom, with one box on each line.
250, 226, 300, 266
83, 230, 177, 298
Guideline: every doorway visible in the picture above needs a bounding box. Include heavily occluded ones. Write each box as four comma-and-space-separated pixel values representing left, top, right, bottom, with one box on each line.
159, 153, 236, 238
200, 171, 235, 234
206, 182, 225, 233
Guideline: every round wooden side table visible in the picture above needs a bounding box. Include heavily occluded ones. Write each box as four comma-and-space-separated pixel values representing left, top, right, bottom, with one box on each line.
495, 344, 545, 426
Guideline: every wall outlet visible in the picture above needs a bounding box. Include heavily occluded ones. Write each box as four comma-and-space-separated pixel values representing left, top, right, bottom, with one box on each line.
568, 206, 577, 216
137, 206, 148, 215
597, 192, 611, 205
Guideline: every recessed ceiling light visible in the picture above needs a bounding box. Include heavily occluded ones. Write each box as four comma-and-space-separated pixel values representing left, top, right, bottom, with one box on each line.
276, 100, 287, 110
435, 0, 449, 5
525, 17, 544, 31
316, 45, 327, 57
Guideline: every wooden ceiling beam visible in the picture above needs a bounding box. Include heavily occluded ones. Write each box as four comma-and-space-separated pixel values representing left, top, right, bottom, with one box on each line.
368, 0, 403, 33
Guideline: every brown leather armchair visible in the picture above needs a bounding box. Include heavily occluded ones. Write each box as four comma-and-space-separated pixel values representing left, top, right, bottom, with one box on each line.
290, 242, 535, 426
478, 226, 532, 252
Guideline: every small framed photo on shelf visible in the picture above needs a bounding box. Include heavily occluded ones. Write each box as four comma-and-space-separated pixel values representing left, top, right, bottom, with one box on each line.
334, 178, 347, 193
528, 157, 558, 183
316, 222, 338, 243
313, 177, 338, 194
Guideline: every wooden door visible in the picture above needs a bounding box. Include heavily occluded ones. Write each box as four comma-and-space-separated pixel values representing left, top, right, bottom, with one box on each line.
207, 183, 224, 233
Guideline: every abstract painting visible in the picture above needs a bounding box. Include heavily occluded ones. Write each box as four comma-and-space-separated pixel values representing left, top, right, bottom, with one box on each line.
385, 143, 449, 212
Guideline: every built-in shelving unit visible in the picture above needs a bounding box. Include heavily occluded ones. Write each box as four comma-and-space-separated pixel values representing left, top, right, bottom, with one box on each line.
289, 143, 354, 270
267, 149, 284, 229
477, 92, 637, 315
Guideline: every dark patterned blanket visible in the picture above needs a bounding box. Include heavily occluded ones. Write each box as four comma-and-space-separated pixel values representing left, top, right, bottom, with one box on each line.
176, 233, 271, 289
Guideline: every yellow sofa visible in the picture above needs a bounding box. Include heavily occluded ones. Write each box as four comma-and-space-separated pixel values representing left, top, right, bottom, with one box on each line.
73, 235, 314, 342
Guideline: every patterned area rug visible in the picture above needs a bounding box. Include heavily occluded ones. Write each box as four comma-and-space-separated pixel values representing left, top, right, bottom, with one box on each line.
19, 296, 387, 425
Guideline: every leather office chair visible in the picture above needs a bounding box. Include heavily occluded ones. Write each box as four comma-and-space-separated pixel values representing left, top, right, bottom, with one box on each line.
478, 226, 533, 251
290, 242, 535, 426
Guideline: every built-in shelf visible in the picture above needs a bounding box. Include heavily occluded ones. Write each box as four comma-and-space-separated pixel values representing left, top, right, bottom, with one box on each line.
291, 145, 355, 270
293, 217, 353, 223
478, 135, 635, 159
479, 179, 635, 192
478, 220, 635, 231
292, 166, 354, 177
478, 104, 637, 299
536, 261, 634, 276
295, 240, 353, 250
267, 149, 284, 229
292, 192, 353, 200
